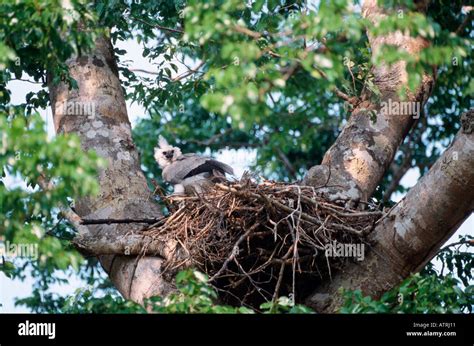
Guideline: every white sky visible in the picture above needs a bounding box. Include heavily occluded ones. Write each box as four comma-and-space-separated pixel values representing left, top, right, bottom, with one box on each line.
0, 39, 472, 312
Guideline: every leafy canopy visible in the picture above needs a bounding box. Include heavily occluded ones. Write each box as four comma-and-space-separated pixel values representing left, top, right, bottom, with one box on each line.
0, 0, 472, 312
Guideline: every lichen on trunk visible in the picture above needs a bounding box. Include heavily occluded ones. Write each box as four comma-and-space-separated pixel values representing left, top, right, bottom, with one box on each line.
48, 35, 173, 303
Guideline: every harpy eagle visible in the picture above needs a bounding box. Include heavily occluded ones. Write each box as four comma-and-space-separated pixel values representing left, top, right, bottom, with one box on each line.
154, 136, 234, 195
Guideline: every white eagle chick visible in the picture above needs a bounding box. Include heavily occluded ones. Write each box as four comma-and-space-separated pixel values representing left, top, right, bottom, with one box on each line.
154, 136, 234, 195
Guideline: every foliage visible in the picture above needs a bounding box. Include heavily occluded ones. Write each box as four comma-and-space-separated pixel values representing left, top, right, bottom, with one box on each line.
422, 235, 474, 285
259, 296, 314, 314
48, 241, 474, 314
340, 273, 473, 314
0, 0, 472, 313
61, 286, 145, 314
145, 270, 255, 313
341, 235, 474, 313
28, 269, 313, 314
12, 258, 131, 313
0, 0, 100, 109
126, 0, 471, 184
0, 111, 104, 285
145, 269, 313, 314
0, 0, 104, 311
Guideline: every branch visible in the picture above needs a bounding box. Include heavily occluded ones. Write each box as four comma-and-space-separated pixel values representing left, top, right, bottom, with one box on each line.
81, 218, 165, 225
12, 78, 43, 85
306, 110, 474, 312
128, 15, 184, 34
303, 0, 435, 202
233, 25, 262, 39
36, 174, 90, 236
437, 239, 474, 254
172, 60, 205, 82
185, 128, 232, 146
455, 11, 473, 35
129, 68, 160, 75
72, 231, 184, 261
276, 148, 298, 179
333, 87, 359, 106
382, 116, 428, 203
381, 152, 412, 203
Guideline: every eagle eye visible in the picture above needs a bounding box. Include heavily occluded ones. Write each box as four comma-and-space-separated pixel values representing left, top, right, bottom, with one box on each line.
163, 150, 174, 159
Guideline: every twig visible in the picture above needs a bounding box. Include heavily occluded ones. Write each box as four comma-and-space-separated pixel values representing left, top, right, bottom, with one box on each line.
272, 245, 294, 303
129, 15, 184, 34
81, 218, 165, 225
172, 60, 205, 82
276, 148, 297, 179
437, 240, 473, 254
36, 173, 89, 236
234, 25, 262, 39
12, 78, 43, 85
129, 68, 160, 75
334, 87, 359, 106
209, 224, 258, 281
455, 11, 473, 35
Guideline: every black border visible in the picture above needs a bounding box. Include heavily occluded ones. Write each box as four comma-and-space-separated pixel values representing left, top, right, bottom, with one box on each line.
0, 313, 472, 345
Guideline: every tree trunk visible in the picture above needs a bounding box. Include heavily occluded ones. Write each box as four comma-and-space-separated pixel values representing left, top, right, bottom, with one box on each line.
301, 0, 473, 312
48, 35, 173, 303
303, 0, 434, 202
306, 116, 474, 312
47, 1, 471, 312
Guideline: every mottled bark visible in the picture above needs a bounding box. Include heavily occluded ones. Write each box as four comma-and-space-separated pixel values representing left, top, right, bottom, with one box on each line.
300, 0, 474, 313
47, 1, 469, 311
303, 0, 434, 202
306, 115, 474, 312
48, 35, 173, 303
72, 230, 186, 259
382, 116, 428, 203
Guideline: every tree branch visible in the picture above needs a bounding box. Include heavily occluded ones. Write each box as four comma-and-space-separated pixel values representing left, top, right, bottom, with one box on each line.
128, 15, 184, 34
72, 231, 183, 260
382, 115, 429, 203
81, 218, 165, 225
437, 239, 473, 254
306, 110, 474, 312
36, 173, 90, 236
303, 0, 435, 202
333, 87, 359, 106
276, 148, 298, 179
129, 68, 160, 75
172, 60, 205, 82
455, 10, 473, 35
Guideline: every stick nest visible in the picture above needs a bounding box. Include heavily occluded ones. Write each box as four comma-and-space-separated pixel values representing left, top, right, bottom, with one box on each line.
146, 174, 382, 309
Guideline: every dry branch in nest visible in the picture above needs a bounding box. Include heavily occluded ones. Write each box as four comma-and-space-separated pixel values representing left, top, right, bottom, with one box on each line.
144, 174, 383, 309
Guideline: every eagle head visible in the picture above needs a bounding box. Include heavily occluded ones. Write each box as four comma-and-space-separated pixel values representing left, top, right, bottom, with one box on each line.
154, 136, 182, 168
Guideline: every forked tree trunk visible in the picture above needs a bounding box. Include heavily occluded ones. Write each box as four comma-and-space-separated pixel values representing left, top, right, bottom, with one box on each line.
302, 0, 473, 312
306, 120, 474, 312
47, 1, 473, 312
304, 0, 434, 202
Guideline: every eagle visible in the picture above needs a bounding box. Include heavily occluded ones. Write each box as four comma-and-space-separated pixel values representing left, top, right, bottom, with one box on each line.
154, 136, 234, 195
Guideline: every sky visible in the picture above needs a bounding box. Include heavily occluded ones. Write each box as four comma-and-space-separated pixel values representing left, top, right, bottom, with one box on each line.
0, 39, 472, 313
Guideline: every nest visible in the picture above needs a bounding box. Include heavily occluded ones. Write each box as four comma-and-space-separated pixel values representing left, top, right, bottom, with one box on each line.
146, 174, 382, 309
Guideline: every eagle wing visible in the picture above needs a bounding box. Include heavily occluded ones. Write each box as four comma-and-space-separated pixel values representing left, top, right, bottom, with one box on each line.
162, 154, 234, 184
